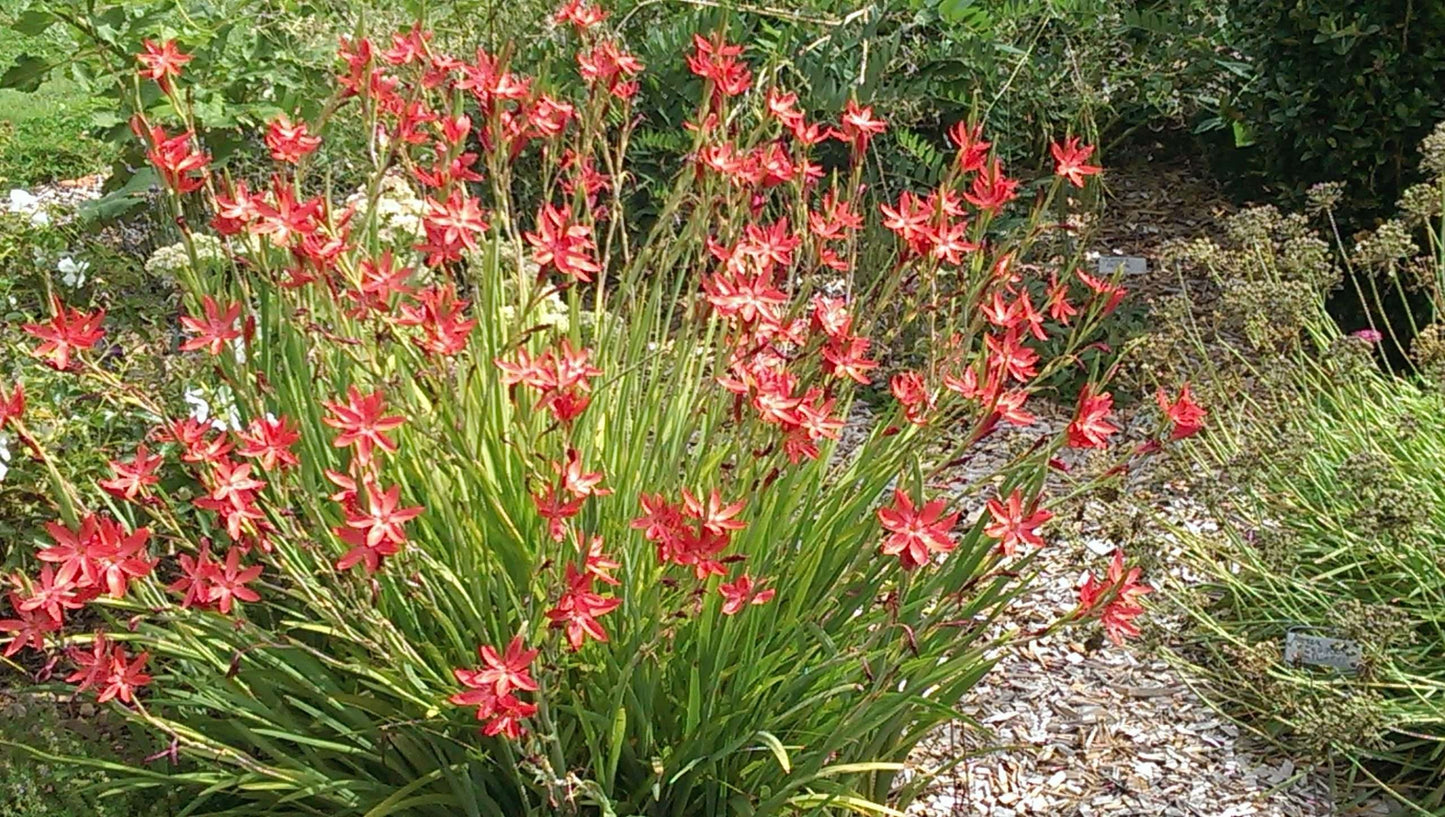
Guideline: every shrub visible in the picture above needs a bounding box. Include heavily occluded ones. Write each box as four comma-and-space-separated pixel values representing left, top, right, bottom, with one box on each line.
1, 9, 1177, 815
1158, 123, 1445, 809
1222, 0, 1445, 218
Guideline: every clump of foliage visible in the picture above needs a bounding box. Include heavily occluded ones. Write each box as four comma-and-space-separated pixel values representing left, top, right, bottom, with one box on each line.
1158, 123, 1445, 810
1222, 0, 1445, 218
0, 694, 187, 817
0, 9, 116, 185
0, 7, 1185, 815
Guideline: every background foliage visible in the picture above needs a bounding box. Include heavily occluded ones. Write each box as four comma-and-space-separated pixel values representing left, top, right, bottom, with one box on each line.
1221, 0, 1445, 220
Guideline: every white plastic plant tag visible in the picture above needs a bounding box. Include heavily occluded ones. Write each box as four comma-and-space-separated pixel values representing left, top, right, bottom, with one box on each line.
1096, 256, 1146, 276
1284, 629, 1362, 672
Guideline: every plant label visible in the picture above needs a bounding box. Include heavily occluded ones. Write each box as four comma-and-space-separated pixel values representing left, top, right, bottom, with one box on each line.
1284, 629, 1362, 672
1097, 256, 1147, 276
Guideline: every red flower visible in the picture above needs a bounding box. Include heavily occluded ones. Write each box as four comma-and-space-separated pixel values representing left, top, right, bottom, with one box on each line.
577, 40, 644, 96
1067, 384, 1118, 449
984, 329, 1039, 384
703, 267, 787, 325
686, 32, 751, 100
555, 448, 611, 498
323, 386, 406, 466
984, 489, 1053, 556
840, 99, 887, 153
964, 157, 1019, 214
555, 0, 608, 29
135, 121, 209, 194
99, 445, 164, 502
168, 547, 218, 609
212, 180, 259, 235
250, 177, 322, 247
85, 521, 156, 596
0, 591, 59, 656
0, 382, 23, 429
821, 336, 878, 385
807, 191, 863, 241
397, 285, 476, 357
880, 191, 932, 253
179, 296, 243, 356
97, 645, 152, 705
208, 548, 263, 614
137, 39, 191, 88
418, 190, 489, 266
876, 488, 959, 570
265, 114, 322, 164
458, 635, 539, 698
1050, 136, 1102, 188
1156, 384, 1206, 440
546, 564, 620, 650
718, 574, 775, 615
37, 515, 100, 585
948, 121, 991, 173
23, 296, 105, 371
483, 694, 538, 739
526, 203, 600, 281
1077, 549, 1152, 645
380, 24, 431, 66
161, 417, 233, 465
528, 95, 576, 138
335, 530, 399, 575
890, 371, 932, 426
16, 563, 87, 625
580, 535, 621, 586
533, 484, 584, 542
1076, 268, 1127, 315
1046, 272, 1078, 324
205, 458, 267, 511
342, 483, 424, 549
66, 633, 113, 693
682, 488, 746, 537
237, 414, 302, 471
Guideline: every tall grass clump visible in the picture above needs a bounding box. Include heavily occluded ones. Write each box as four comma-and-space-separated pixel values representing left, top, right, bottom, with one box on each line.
0, 6, 1174, 814
1155, 122, 1445, 812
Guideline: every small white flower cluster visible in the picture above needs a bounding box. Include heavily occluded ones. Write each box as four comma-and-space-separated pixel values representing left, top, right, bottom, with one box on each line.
346, 172, 427, 252
144, 234, 229, 277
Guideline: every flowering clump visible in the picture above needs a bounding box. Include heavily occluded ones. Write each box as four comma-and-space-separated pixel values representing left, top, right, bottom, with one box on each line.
0, 11, 1198, 816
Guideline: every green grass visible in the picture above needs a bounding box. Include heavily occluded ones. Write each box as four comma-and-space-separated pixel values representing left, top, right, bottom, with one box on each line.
0, 9, 115, 187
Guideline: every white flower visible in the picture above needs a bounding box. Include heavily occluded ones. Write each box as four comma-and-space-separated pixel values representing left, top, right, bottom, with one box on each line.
184, 387, 213, 424
184, 385, 241, 431
30, 210, 50, 227
8, 188, 38, 211
58, 256, 89, 288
